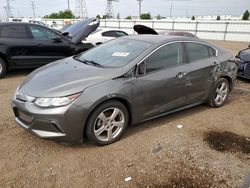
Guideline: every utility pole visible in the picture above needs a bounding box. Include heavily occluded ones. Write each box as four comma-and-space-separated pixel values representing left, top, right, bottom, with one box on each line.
164, 0, 191, 19
137, 0, 143, 19
170, 2, 173, 18
31, 1, 36, 18
67, 0, 70, 10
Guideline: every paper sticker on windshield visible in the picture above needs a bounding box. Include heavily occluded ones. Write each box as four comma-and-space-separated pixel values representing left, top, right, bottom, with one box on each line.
112, 52, 130, 57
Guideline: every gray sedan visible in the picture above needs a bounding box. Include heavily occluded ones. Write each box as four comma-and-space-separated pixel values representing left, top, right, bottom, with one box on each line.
11, 35, 237, 145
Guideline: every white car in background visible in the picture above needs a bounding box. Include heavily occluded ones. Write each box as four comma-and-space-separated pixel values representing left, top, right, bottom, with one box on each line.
84, 28, 128, 46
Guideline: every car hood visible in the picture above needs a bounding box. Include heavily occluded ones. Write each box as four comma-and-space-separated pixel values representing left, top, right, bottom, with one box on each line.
19, 57, 122, 98
62, 18, 100, 44
134, 25, 158, 35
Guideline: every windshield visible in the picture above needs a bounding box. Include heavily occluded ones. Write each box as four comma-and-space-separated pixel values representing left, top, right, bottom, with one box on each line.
76, 38, 153, 68
239, 49, 250, 62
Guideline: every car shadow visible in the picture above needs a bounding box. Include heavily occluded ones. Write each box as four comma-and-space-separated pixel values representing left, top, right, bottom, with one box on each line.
123, 104, 208, 139
70, 94, 238, 148
5, 69, 35, 79
237, 77, 250, 83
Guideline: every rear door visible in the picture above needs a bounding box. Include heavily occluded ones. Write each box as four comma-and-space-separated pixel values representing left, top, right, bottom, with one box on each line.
182, 42, 218, 105
0, 24, 36, 67
135, 42, 190, 119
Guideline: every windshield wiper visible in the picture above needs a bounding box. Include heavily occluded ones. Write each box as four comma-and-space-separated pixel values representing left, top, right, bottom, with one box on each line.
73, 56, 104, 68
83, 59, 105, 68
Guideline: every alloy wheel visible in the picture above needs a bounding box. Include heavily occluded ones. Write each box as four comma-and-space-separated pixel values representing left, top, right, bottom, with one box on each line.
94, 107, 125, 142
214, 82, 228, 106
0, 63, 2, 75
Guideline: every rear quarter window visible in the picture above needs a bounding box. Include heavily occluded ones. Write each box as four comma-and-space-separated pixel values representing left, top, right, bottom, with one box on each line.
0, 25, 30, 39
185, 42, 210, 63
208, 47, 216, 57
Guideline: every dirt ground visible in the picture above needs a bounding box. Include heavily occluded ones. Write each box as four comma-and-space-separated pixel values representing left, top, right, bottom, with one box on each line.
0, 40, 249, 188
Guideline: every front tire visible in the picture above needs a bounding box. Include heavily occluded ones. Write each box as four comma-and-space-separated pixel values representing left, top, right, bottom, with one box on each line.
0, 58, 7, 78
208, 78, 230, 108
86, 100, 129, 145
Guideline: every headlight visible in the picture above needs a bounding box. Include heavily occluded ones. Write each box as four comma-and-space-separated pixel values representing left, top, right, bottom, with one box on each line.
34, 93, 81, 108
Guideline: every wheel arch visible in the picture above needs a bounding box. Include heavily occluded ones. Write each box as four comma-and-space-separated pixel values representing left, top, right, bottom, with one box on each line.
0, 53, 9, 69
220, 75, 233, 92
83, 96, 134, 137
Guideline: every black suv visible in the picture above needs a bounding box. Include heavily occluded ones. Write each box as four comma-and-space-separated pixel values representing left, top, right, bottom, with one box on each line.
0, 18, 99, 78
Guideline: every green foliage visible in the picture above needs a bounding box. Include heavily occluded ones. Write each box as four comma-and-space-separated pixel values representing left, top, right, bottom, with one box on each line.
96, 15, 101, 19
216, 15, 221, 20
140, 13, 151, 20
191, 16, 195, 20
156, 14, 161, 20
125, 16, 132, 20
44, 10, 75, 19
242, 10, 250, 20
102, 15, 109, 19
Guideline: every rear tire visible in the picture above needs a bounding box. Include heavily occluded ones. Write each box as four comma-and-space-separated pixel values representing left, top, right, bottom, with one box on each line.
86, 100, 129, 146
208, 78, 229, 108
0, 58, 7, 78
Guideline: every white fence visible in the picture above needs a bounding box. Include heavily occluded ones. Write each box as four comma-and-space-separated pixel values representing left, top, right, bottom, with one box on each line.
43, 19, 250, 42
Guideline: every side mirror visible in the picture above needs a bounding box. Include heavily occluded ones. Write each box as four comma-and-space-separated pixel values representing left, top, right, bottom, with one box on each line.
137, 61, 146, 77
248, 44, 250, 48
52, 36, 62, 43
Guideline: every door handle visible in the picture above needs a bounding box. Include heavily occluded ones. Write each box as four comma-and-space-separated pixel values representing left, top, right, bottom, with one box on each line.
176, 72, 187, 79
37, 44, 43, 47
214, 62, 219, 65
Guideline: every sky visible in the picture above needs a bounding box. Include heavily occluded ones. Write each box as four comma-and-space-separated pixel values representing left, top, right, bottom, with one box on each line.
0, 0, 249, 19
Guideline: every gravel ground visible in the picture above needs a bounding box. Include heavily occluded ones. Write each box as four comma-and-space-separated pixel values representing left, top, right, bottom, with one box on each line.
0, 40, 249, 188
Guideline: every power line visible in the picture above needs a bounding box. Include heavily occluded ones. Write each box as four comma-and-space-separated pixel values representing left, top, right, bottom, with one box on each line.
75, 0, 88, 18
4, 0, 13, 18
31, 1, 36, 18
105, 0, 119, 18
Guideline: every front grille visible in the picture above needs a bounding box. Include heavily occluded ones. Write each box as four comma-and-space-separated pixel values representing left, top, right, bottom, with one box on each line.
245, 63, 250, 77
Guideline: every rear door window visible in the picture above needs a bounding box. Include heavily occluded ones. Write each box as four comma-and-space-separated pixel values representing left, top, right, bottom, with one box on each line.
102, 31, 127, 38
0, 25, 30, 39
185, 42, 210, 63
102, 31, 117, 37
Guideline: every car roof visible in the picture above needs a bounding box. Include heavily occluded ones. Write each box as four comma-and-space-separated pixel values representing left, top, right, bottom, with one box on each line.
0, 22, 42, 27
122, 34, 201, 44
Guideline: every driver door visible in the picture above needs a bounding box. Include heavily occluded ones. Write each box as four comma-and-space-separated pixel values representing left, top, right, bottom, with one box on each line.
135, 42, 189, 119
27, 25, 71, 65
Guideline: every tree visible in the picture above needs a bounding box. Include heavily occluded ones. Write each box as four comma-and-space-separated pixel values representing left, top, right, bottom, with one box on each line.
216, 15, 221, 20
102, 15, 109, 19
140, 13, 151, 20
125, 16, 132, 20
44, 10, 75, 19
191, 16, 195, 20
96, 15, 101, 19
242, 10, 250, 20
156, 14, 161, 20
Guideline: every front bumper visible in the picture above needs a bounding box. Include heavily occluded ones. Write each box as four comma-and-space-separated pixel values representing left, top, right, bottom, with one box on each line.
11, 98, 89, 143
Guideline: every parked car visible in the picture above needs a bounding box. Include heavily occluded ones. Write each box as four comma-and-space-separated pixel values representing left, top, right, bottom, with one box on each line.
84, 28, 128, 46
134, 24, 197, 37
11, 35, 237, 145
236, 45, 250, 79
0, 18, 99, 78
29, 20, 47, 26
